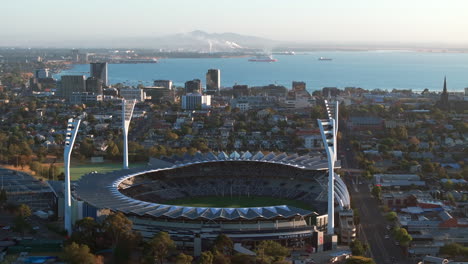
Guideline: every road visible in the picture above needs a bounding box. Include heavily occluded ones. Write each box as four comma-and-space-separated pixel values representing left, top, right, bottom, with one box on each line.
339, 134, 411, 264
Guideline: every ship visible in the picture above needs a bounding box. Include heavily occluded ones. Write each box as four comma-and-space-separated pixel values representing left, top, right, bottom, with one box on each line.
248, 55, 278, 62
318, 57, 332, 61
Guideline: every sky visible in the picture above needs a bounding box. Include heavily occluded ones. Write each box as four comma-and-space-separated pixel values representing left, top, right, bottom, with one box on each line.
2, 0, 468, 47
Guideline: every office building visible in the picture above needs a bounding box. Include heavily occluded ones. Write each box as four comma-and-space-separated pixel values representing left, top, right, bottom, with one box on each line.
144, 86, 173, 103
181, 93, 211, 110
85, 77, 103, 95
206, 69, 220, 95
292, 81, 306, 91
119, 88, 145, 102
153, 80, 172, 90
90, 62, 108, 86
185, 79, 202, 94
233, 85, 249, 98
60, 75, 86, 100
70, 92, 103, 104
35, 68, 50, 79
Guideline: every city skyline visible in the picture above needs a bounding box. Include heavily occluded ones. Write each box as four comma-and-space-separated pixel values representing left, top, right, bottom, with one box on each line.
2, 0, 468, 48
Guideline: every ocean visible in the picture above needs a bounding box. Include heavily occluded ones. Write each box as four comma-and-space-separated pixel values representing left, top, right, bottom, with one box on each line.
54, 51, 468, 92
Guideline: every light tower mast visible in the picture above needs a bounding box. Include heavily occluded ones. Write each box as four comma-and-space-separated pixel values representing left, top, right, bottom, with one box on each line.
318, 118, 337, 235
63, 118, 81, 235
122, 99, 136, 169
319, 99, 342, 235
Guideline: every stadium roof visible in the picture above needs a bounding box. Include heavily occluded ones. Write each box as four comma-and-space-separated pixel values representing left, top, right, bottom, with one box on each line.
74, 151, 330, 220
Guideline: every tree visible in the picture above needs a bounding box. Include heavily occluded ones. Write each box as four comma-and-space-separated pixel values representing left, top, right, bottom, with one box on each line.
17, 204, 31, 218
144, 231, 176, 264
350, 240, 368, 256
63, 242, 98, 264
197, 251, 214, 264
175, 253, 193, 264
13, 216, 30, 235
386, 212, 397, 222
345, 256, 376, 264
440, 242, 468, 258
71, 217, 100, 252
212, 251, 230, 264
256, 240, 289, 262
371, 186, 381, 199
212, 234, 233, 256
166, 131, 179, 141
393, 227, 412, 247
231, 254, 255, 264
102, 212, 137, 251
422, 162, 435, 173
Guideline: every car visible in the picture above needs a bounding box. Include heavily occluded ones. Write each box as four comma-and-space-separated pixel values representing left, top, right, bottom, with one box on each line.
2, 226, 11, 230
395, 241, 400, 246
32, 226, 40, 230
384, 235, 390, 239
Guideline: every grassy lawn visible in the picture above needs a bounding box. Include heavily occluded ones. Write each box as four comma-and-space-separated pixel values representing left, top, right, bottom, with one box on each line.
163, 196, 314, 211
69, 162, 146, 180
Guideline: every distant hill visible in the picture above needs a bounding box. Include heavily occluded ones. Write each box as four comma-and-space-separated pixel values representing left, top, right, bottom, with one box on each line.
129, 30, 280, 51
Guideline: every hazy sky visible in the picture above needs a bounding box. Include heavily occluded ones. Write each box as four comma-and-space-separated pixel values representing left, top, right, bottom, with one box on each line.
2, 0, 468, 47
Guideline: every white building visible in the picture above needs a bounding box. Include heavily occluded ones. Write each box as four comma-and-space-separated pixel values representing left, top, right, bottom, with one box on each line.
119, 88, 145, 102
181, 93, 211, 110
235, 102, 249, 112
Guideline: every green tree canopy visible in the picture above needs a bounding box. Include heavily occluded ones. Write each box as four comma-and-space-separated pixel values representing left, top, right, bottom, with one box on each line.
256, 240, 290, 262
175, 253, 193, 264
212, 234, 234, 256
345, 256, 376, 264
350, 240, 368, 256
63, 242, 97, 264
144, 231, 176, 264
197, 251, 214, 264
393, 227, 412, 246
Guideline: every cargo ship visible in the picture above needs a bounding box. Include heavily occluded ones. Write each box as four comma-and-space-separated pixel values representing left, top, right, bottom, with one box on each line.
318, 57, 332, 61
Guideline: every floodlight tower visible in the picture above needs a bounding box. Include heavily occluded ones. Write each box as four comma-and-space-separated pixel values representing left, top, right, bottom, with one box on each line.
318, 118, 337, 235
64, 118, 81, 235
122, 99, 136, 169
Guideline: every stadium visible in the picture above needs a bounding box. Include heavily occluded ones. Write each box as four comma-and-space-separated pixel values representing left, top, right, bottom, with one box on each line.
74, 150, 351, 255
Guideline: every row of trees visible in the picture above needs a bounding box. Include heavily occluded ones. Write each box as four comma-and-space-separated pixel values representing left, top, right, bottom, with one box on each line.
67, 212, 291, 264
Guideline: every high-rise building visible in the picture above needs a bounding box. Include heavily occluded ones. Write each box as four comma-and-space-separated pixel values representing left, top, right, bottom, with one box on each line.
86, 77, 103, 95
233, 85, 249, 98
206, 69, 220, 95
153, 80, 172, 90
182, 93, 211, 110
35, 68, 50, 79
185, 79, 202, 94
60, 75, 86, 100
90, 62, 108, 86
292, 81, 306, 91
71, 49, 80, 63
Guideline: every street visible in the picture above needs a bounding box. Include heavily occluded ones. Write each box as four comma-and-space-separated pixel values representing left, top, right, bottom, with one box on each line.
340, 137, 411, 264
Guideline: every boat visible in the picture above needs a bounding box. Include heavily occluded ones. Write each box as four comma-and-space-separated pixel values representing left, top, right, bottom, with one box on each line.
248, 55, 278, 62
318, 57, 332, 61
